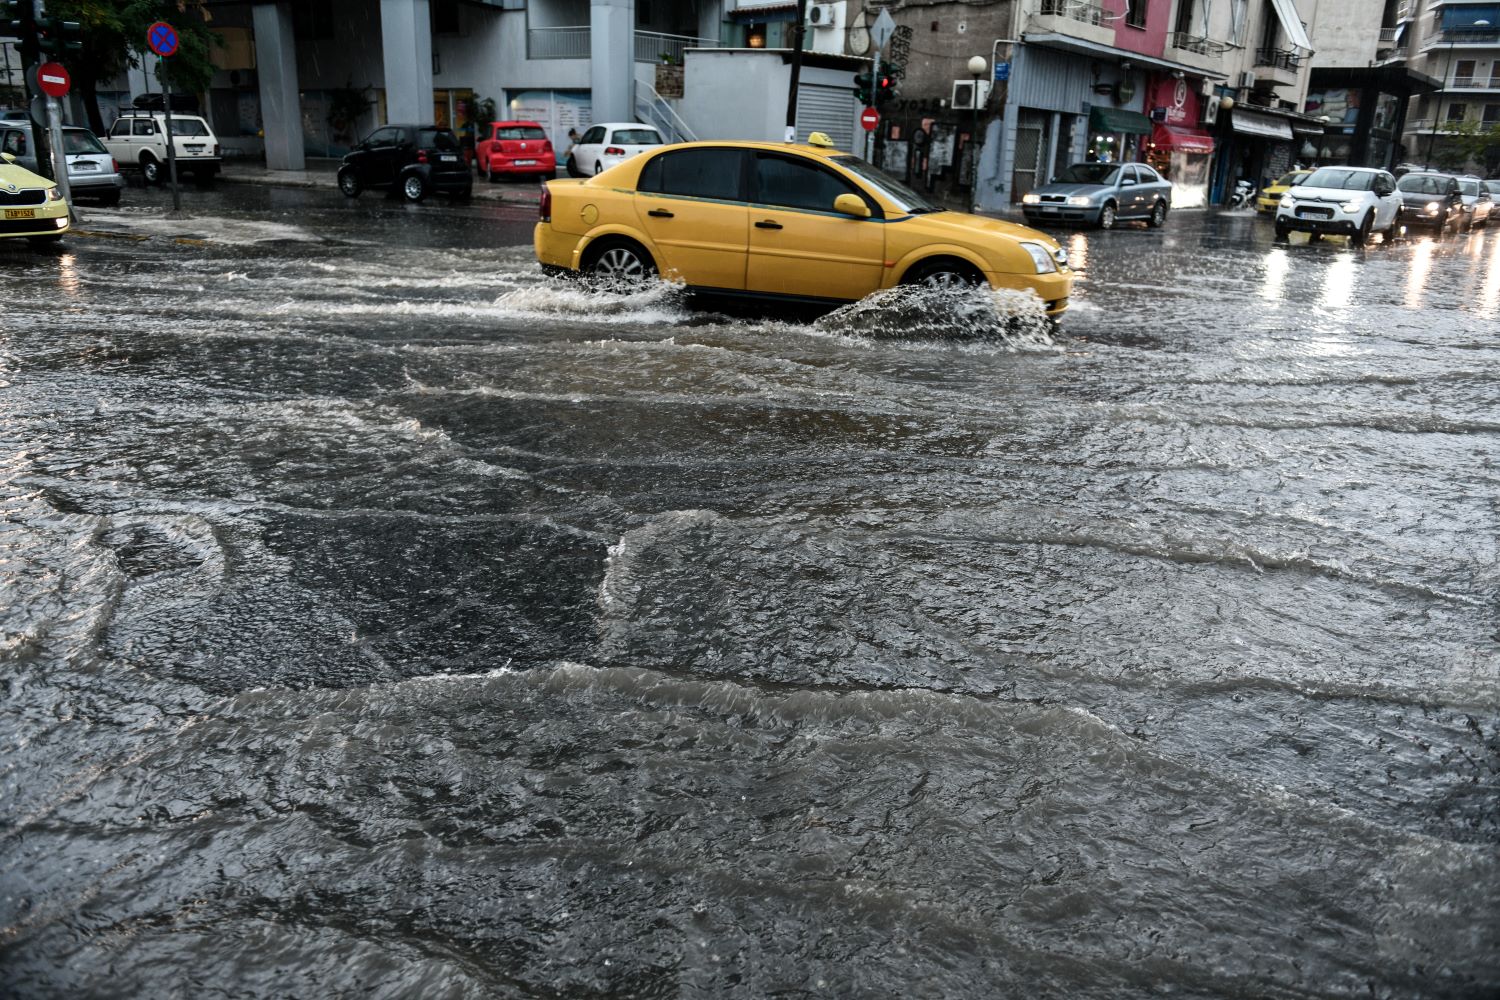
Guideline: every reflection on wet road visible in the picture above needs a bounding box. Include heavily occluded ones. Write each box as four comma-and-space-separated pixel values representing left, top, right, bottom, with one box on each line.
2, 195, 1497, 998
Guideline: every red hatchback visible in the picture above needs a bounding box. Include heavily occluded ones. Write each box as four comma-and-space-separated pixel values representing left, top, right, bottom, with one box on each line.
475, 120, 556, 181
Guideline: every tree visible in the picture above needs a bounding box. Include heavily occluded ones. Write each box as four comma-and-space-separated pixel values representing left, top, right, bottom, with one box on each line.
47, 0, 220, 134
1436, 119, 1500, 175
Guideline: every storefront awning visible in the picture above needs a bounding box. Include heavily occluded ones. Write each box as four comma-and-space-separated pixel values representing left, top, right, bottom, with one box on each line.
1269, 0, 1314, 51
1231, 110, 1295, 140
1151, 124, 1215, 154
1090, 107, 1153, 136
1292, 122, 1325, 136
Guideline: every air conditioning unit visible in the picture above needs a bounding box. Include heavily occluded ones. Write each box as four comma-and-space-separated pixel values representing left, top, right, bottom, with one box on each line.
1202, 97, 1220, 125
808, 4, 837, 28
1199, 77, 1216, 98
1238, 70, 1257, 89
951, 79, 992, 110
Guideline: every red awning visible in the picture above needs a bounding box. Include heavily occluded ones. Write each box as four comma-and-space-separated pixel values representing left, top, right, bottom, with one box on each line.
1151, 124, 1215, 155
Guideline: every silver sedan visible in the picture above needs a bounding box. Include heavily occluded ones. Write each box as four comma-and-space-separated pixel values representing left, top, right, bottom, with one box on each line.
1022, 162, 1173, 229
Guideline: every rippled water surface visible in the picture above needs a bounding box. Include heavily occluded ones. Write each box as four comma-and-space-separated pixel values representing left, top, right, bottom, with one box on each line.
2, 197, 1497, 998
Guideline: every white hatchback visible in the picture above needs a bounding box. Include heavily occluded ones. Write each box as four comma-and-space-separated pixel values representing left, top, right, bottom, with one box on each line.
1274, 166, 1402, 246
565, 123, 665, 177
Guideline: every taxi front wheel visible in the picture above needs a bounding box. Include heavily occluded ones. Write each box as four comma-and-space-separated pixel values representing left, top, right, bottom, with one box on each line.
582, 239, 657, 288
904, 258, 983, 288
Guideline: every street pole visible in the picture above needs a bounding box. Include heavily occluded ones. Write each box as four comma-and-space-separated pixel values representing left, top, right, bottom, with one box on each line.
161, 53, 180, 215
1428, 36, 1454, 169
45, 92, 74, 221
784, 0, 807, 142
865, 46, 881, 163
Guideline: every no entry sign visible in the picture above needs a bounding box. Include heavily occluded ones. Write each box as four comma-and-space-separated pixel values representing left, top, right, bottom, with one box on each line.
36, 62, 70, 98
147, 21, 179, 57
860, 107, 879, 131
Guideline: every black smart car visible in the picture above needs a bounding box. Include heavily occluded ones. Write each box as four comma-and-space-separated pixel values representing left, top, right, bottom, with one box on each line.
337, 124, 471, 203
1395, 172, 1465, 231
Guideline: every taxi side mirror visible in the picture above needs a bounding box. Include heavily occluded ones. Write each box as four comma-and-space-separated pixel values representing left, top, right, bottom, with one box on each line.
833, 193, 871, 218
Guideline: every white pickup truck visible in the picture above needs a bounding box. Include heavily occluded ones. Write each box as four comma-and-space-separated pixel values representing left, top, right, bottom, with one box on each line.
102, 110, 221, 185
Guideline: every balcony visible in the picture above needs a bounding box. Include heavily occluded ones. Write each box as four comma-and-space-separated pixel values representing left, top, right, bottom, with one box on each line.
527, 26, 719, 62
1165, 32, 1231, 72
1253, 47, 1302, 88
1029, 0, 1118, 48
1378, 27, 1398, 44
1422, 28, 1500, 50
1396, 0, 1413, 20
1449, 76, 1500, 89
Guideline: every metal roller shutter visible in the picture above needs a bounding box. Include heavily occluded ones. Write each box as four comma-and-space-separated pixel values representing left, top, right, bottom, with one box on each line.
795, 84, 857, 152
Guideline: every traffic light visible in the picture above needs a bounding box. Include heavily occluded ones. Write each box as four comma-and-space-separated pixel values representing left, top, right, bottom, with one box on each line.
3, 0, 31, 41
853, 71, 873, 106
874, 74, 896, 106
35, 16, 83, 56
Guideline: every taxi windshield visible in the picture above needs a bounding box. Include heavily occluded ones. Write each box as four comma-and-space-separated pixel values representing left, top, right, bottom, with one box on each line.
831, 156, 940, 214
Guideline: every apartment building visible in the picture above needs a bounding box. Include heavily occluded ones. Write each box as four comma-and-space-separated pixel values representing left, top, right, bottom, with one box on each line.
1400, 0, 1500, 170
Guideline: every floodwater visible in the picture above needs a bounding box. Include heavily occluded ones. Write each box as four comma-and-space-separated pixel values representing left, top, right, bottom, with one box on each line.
2, 190, 1497, 998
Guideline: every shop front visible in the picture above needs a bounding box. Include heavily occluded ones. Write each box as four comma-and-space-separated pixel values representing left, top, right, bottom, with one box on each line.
1144, 75, 1215, 208
1088, 106, 1153, 164
1304, 66, 1438, 171
1214, 107, 1295, 204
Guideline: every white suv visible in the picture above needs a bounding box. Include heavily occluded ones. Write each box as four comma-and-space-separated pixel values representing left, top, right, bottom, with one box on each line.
1273, 166, 1401, 246
103, 111, 221, 186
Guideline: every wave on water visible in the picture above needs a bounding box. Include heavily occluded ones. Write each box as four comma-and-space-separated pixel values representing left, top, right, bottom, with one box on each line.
813, 284, 1059, 348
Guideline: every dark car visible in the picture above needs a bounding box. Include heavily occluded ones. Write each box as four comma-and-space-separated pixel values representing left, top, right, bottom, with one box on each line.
1395, 172, 1464, 231
1021, 162, 1173, 229
337, 124, 471, 203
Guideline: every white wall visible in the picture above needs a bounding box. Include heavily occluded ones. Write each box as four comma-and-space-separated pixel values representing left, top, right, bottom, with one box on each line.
680, 50, 861, 146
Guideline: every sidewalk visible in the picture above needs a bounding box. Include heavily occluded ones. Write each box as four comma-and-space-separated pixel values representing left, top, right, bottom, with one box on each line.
218, 156, 544, 204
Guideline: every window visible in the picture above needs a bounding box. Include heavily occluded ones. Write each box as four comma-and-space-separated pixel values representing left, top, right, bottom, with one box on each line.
1482, 103, 1500, 123
1056, 163, 1122, 184
417, 128, 459, 150
637, 148, 745, 201
62, 130, 106, 155
132, 119, 157, 137
1305, 168, 1380, 190
1446, 102, 1467, 121
110, 120, 132, 137
1397, 173, 1451, 194
1138, 166, 1163, 182
165, 119, 210, 137
752, 153, 860, 212
364, 127, 400, 148
1127, 0, 1148, 29
1260, 0, 1279, 49
1174, 0, 1196, 36
1, 129, 24, 156
610, 128, 662, 145
1455, 59, 1477, 84
1121, 165, 1140, 184
433, 0, 461, 34
581, 126, 606, 145
495, 126, 547, 141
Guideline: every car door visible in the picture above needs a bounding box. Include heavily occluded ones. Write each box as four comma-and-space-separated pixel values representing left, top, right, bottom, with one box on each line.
1119, 166, 1145, 215
106, 118, 133, 161
361, 127, 401, 187
744, 151, 885, 301
575, 126, 606, 173
633, 146, 749, 290
1375, 172, 1400, 227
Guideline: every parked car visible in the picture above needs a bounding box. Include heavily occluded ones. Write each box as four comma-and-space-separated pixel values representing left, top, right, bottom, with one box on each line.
1455, 176, 1492, 227
0, 150, 71, 246
536, 134, 1074, 317
475, 120, 555, 182
102, 110, 221, 185
1394, 172, 1465, 231
337, 124, 472, 203
565, 123, 664, 177
0, 121, 125, 206
1274, 166, 1401, 245
1256, 169, 1311, 213
1020, 162, 1172, 229
1485, 179, 1500, 199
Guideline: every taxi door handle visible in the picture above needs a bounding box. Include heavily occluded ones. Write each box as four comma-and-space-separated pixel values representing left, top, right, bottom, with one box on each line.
648, 209, 674, 218
755, 220, 783, 230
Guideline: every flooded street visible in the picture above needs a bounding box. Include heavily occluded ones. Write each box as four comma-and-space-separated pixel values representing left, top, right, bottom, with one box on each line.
2, 188, 1497, 997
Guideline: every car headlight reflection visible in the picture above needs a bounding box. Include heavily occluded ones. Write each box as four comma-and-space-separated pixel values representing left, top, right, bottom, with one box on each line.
1340, 201, 1362, 214
46, 187, 64, 202
1279, 195, 1294, 208
1019, 241, 1057, 274
1425, 201, 1441, 214
1021, 193, 1041, 205
1066, 196, 1092, 207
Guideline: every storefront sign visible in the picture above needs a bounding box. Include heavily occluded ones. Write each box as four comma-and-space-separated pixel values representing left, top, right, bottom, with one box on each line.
1148, 75, 1200, 126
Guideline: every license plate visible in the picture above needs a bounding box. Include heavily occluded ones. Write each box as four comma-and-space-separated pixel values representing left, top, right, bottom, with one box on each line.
1299, 207, 1332, 219
1041, 207, 1059, 213
74, 162, 98, 170
185, 144, 204, 151
515, 159, 536, 165
440, 154, 458, 162
4, 208, 36, 220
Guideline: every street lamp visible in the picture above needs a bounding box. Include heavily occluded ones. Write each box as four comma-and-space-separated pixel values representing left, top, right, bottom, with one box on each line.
1429, 19, 1490, 168
967, 55, 987, 189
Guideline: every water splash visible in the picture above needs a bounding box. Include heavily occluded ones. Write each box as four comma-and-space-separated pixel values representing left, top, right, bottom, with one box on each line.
814, 284, 1058, 348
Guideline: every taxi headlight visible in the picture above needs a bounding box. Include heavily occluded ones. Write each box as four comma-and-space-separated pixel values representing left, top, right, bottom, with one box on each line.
1340, 200, 1362, 214
1066, 195, 1092, 207
1279, 194, 1294, 208
1019, 241, 1057, 274
1425, 201, 1441, 214
1021, 193, 1041, 205
46, 187, 64, 202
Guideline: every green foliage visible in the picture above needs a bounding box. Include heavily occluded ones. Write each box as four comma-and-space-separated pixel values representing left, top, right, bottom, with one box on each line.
47, 0, 220, 93
1436, 119, 1500, 174
327, 81, 374, 145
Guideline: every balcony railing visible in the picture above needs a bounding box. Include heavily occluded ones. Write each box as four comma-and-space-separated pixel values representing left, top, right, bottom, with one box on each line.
1037, 0, 1113, 28
1254, 47, 1302, 70
1378, 27, 1398, 43
1450, 76, 1500, 88
1396, 0, 1413, 19
1428, 28, 1500, 46
527, 26, 719, 62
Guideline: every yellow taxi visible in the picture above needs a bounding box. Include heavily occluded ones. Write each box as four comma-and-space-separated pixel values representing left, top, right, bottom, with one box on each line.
0, 151, 71, 246
1256, 169, 1312, 213
534, 134, 1073, 317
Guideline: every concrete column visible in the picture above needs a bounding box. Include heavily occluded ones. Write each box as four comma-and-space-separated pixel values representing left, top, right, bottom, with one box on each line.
252, 2, 305, 170
381, 0, 434, 125
590, 0, 634, 124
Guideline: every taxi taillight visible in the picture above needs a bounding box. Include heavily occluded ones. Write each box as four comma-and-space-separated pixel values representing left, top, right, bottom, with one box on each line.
539, 184, 551, 222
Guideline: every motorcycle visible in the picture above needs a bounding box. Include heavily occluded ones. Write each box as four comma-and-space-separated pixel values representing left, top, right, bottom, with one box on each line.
1229, 179, 1257, 210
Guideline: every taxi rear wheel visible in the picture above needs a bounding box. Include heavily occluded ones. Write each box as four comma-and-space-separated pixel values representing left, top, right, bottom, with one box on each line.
582, 239, 657, 288
904, 258, 984, 289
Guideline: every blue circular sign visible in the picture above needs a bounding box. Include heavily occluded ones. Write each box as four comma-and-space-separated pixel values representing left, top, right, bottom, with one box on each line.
147, 21, 179, 57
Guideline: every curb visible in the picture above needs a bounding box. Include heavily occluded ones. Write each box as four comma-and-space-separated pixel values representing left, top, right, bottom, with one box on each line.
217, 168, 543, 204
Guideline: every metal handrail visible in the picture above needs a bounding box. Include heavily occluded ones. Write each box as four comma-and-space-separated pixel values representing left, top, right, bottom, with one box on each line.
636, 29, 717, 64
1378, 27, 1398, 43
527, 26, 719, 62
1037, 0, 1116, 28
635, 78, 697, 144
1254, 47, 1302, 70
1450, 76, 1500, 88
